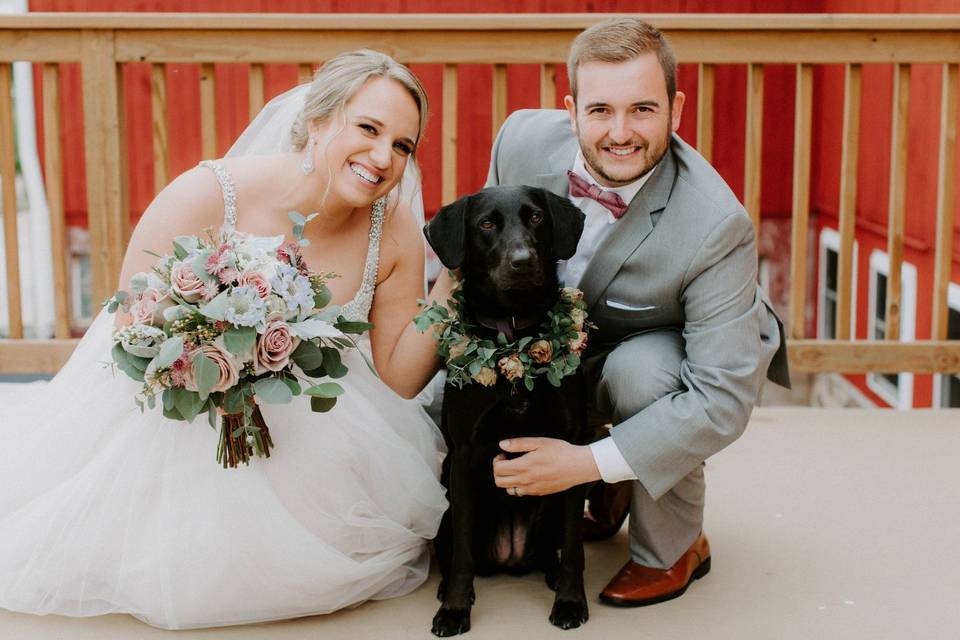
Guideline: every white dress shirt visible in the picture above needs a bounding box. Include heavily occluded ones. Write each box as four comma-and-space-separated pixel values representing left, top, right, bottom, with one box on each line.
562, 152, 656, 484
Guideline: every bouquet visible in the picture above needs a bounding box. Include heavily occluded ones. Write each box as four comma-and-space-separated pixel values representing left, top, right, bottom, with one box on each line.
105, 213, 372, 468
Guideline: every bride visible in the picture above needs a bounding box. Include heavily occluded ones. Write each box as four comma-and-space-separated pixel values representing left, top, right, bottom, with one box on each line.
0, 50, 454, 629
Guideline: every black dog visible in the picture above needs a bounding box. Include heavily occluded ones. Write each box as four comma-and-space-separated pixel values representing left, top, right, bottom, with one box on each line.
424, 186, 589, 636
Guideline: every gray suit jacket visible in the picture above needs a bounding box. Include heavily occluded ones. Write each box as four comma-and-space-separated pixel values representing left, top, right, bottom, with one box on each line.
485, 109, 790, 499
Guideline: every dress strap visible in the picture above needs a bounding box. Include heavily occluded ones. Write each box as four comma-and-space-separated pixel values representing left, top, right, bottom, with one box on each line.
198, 160, 238, 230
339, 197, 386, 322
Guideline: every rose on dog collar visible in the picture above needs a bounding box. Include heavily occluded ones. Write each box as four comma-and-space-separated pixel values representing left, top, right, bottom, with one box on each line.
414, 282, 593, 391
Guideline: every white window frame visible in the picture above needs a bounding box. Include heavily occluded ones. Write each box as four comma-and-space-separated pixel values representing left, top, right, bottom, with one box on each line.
817, 228, 858, 340
866, 249, 917, 409
933, 282, 960, 409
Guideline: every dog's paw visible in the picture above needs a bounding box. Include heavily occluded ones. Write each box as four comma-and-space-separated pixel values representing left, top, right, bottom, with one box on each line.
548, 598, 589, 630
432, 607, 472, 637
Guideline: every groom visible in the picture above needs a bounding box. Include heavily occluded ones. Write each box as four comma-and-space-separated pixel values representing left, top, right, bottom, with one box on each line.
487, 17, 790, 606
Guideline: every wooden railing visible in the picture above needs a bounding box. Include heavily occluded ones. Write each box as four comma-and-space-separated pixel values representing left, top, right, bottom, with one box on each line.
1, 13, 959, 377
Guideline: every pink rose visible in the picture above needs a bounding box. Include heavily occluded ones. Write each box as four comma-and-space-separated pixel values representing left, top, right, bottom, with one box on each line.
170, 261, 205, 303
568, 331, 589, 355
129, 287, 173, 325
186, 341, 240, 393
239, 272, 271, 300
255, 314, 299, 374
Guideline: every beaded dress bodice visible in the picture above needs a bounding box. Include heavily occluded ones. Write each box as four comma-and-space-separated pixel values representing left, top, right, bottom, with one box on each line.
199, 160, 385, 322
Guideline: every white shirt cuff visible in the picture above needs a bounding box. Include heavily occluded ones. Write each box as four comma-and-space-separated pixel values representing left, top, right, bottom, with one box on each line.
589, 437, 638, 484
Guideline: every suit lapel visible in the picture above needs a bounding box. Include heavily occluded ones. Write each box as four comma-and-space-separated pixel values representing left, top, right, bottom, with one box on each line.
533, 138, 579, 197
578, 142, 679, 309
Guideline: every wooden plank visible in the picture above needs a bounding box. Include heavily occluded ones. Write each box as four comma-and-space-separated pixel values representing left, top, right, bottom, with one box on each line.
298, 62, 313, 85
81, 30, 125, 304
788, 64, 813, 341
248, 63, 265, 122
5, 338, 959, 377
788, 340, 960, 374
492, 63, 507, 141
13, 13, 960, 32
744, 63, 764, 235
0, 63, 21, 339
43, 65, 71, 339
151, 63, 168, 192
108, 29, 960, 65
696, 63, 714, 163
884, 63, 910, 342
0, 31, 82, 62
836, 64, 861, 341
932, 63, 958, 341
442, 64, 457, 205
0, 339, 81, 374
117, 62, 130, 245
540, 63, 556, 109
200, 62, 217, 160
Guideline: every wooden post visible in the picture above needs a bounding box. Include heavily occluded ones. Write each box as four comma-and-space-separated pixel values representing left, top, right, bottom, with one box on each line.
697, 63, 714, 163
885, 64, 910, 341
492, 63, 507, 140
837, 64, 862, 341
442, 64, 458, 205
932, 64, 958, 341
200, 62, 217, 160
43, 64, 71, 339
151, 63, 168, 193
81, 29, 125, 304
789, 64, 813, 340
540, 63, 556, 109
744, 63, 764, 236
0, 63, 21, 338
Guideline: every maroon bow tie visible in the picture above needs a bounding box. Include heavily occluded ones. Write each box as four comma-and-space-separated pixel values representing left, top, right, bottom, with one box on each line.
567, 171, 629, 219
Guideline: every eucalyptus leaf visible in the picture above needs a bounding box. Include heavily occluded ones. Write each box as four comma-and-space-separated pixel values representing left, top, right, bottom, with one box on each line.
334, 319, 374, 335
253, 377, 294, 404
224, 326, 256, 356
289, 318, 343, 340
312, 284, 332, 310
193, 353, 220, 401
523, 376, 535, 392
223, 386, 245, 414
288, 211, 306, 225
304, 382, 344, 398
154, 336, 184, 369
111, 344, 148, 382
321, 347, 348, 378
171, 387, 204, 422
291, 340, 324, 371
280, 374, 302, 396
191, 250, 215, 283
199, 289, 231, 321
310, 396, 337, 413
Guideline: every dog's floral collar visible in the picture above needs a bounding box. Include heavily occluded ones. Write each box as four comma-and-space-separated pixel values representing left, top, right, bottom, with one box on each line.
414, 282, 593, 391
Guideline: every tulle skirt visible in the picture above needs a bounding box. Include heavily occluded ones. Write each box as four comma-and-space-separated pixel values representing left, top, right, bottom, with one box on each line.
0, 310, 447, 629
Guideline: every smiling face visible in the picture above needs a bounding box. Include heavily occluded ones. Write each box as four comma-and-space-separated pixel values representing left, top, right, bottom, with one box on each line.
308, 76, 421, 209
564, 54, 684, 188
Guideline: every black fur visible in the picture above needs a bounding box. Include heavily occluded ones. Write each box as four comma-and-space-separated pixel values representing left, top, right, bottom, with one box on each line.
424, 186, 590, 636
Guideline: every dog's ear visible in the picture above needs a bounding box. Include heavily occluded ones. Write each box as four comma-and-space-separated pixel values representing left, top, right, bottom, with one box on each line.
538, 189, 585, 260
424, 193, 472, 269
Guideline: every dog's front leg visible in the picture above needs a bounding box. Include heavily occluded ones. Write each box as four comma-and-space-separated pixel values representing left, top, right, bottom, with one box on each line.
432, 448, 476, 637
549, 484, 589, 629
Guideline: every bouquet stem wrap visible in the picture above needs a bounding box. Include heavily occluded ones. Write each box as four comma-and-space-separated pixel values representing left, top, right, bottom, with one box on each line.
218, 403, 273, 468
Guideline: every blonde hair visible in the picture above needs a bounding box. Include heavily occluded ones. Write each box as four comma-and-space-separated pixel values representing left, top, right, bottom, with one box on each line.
567, 18, 677, 105
290, 49, 428, 154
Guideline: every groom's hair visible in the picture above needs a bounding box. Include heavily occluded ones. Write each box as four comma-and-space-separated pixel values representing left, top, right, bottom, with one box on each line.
567, 18, 678, 106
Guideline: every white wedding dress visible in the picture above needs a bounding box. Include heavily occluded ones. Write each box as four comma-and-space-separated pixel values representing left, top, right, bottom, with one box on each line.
0, 161, 448, 629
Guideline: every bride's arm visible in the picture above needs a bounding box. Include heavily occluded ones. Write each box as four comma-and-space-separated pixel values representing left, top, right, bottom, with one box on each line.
367, 202, 455, 399
113, 168, 224, 328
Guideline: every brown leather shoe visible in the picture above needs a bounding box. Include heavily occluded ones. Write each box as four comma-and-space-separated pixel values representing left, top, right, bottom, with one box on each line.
583, 480, 632, 541
599, 532, 711, 607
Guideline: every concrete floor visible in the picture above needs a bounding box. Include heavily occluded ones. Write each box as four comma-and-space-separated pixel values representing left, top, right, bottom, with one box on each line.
1, 406, 958, 639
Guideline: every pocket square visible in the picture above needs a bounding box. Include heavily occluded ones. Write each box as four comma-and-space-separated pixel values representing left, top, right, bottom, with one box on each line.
604, 299, 657, 312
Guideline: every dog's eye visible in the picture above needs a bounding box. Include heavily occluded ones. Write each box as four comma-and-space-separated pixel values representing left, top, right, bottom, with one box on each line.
529, 212, 543, 225
479, 219, 496, 230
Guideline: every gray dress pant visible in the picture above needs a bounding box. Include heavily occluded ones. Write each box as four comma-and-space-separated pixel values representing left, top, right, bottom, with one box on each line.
586, 328, 704, 570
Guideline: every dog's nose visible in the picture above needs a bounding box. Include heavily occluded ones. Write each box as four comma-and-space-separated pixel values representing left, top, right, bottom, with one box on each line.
509, 247, 536, 271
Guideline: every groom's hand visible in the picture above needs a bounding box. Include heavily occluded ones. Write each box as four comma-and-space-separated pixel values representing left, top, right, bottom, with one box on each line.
492, 437, 601, 496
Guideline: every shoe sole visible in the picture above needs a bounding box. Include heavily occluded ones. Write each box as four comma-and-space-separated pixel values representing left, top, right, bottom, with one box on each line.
598, 557, 711, 608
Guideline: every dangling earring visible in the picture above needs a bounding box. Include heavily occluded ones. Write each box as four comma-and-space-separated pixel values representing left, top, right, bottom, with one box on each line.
301, 138, 315, 175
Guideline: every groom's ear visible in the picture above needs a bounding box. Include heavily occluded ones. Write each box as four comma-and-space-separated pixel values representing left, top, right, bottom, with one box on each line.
535, 188, 585, 261
424, 194, 473, 269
